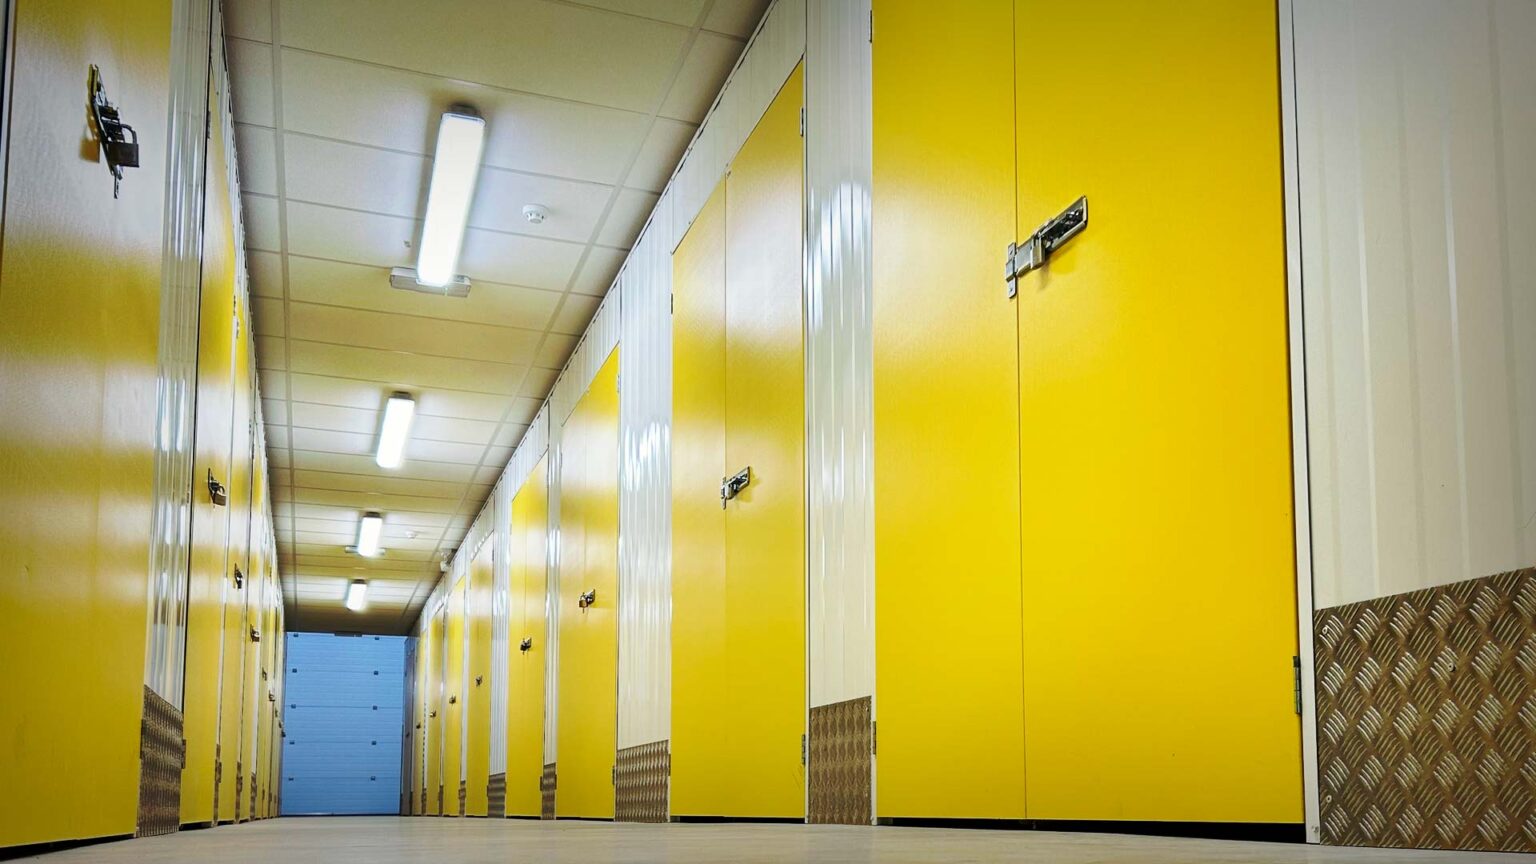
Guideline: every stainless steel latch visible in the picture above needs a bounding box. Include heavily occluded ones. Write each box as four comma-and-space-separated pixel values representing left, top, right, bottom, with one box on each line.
720, 467, 751, 508
1006, 195, 1088, 296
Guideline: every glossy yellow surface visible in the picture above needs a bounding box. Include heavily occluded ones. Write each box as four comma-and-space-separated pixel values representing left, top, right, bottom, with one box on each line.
870, 0, 1026, 819
443, 577, 467, 815
555, 351, 620, 819
1012, 0, 1300, 822
465, 541, 494, 816
240, 480, 267, 821
672, 66, 805, 819
218, 299, 255, 824
0, 0, 171, 844
506, 457, 549, 817
424, 605, 445, 815
181, 84, 240, 826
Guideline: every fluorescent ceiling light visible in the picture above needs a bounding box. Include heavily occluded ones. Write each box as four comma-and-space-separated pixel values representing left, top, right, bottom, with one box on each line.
344, 579, 368, 611
376, 392, 415, 468
355, 512, 383, 558
416, 108, 485, 287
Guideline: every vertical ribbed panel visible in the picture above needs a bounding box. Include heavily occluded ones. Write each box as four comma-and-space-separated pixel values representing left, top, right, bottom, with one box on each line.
542, 414, 562, 766
144, 0, 216, 706
552, 291, 623, 425
401, 636, 418, 814
804, 0, 875, 711
667, 0, 807, 251
1294, 0, 1536, 609
617, 195, 674, 750
487, 476, 510, 772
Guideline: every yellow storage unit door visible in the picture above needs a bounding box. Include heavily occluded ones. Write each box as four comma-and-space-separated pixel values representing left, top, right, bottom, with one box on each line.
425, 606, 445, 815
181, 78, 241, 826
1012, 0, 1301, 823
218, 346, 256, 824
0, 0, 171, 845
555, 351, 620, 819
670, 180, 729, 816
870, 0, 1026, 820
443, 578, 467, 815
506, 457, 549, 817
671, 65, 806, 819
465, 541, 494, 816
720, 63, 806, 819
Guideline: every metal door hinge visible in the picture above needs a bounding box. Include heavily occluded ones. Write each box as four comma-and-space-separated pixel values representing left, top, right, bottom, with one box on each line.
207, 469, 229, 506
611, 766, 616, 785
1006, 195, 1088, 297
871, 720, 877, 756
799, 106, 805, 137
670, 293, 674, 314
869, 9, 873, 42
800, 733, 807, 766
720, 466, 751, 508
1293, 655, 1303, 715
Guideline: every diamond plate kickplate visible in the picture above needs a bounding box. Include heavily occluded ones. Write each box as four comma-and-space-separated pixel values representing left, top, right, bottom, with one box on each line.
136, 686, 184, 837
808, 696, 872, 825
487, 773, 506, 818
616, 740, 669, 822
1315, 566, 1536, 852
541, 763, 557, 820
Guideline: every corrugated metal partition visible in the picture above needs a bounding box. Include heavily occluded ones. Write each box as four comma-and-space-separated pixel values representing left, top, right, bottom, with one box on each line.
804, 0, 875, 822
617, 200, 674, 753
281, 633, 406, 815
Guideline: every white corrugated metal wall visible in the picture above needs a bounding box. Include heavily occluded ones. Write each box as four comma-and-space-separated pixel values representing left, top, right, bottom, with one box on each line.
804, 0, 875, 718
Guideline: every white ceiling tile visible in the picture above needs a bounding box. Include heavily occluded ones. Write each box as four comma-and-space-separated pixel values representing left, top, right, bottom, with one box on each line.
290, 426, 374, 456
569, 246, 628, 296
266, 424, 291, 450
283, 134, 426, 218
519, 367, 559, 398
242, 194, 282, 252
550, 293, 602, 335
233, 125, 280, 196
598, 187, 660, 247
702, 0, 770, 37
288, 302, 543, 366
290, 402, 379, 436
535, 334, 579, 370
248, 250, 285, 298
406, 438, 489, 465
283, 200, 413, 268
492, 423, 528, 447
414, 390, 517, 424
660, 32, 746, 122
228, 38, 276, 126
628, 118, 696, 192
278, 50, 651, 185
285, 257, 559, 332
470, 169, 613, 244
256, 335, 287, 370
410, 415, 499, 447
289, 451, 480, 485
279, 0, 691, 113
262, 398, 289, 426
226, 0, 273, 42
574, 0, 704, 27
504, 397, 544, 427
287, 372, 512, 422
457, 227, 585, 291
252, 296, 285, 338
288, 341, 523, 396
291, 487, 462, 515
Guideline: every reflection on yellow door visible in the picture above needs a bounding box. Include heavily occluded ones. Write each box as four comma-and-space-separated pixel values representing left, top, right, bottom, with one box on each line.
443, 578, 467, 815
506, 457, 549, 817
720, 63, 806, 819
218, 320, 255, 824
871, 0, 1027, 819
556, 351, 620, 819
1013, 0, 1301, 822
465, 542, 494, 816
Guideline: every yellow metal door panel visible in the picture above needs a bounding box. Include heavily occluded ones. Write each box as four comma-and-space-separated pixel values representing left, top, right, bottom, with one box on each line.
218, 324, 255, 823
443, 577, 467, 814
506, 457, 548, 817
669, 181, 729, 816
240, 504, 264, 821
466, 541, 494, 816
0, 0, 172, 845
719, 64, 806, 819
181, 78, 240, 826
555, 351, 620, 819
425, 605, 445, 815
1013, 0, 1301, 822
870, 0, 1027, 819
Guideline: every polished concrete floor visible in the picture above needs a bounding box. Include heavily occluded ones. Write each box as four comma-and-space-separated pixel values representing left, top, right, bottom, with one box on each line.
21, 818, 1536, 863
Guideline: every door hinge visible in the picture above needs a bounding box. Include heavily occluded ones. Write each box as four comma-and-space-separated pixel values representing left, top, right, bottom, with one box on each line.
611, 765, 616, 785
1006, 195, 1089, 297
868, 8, 873, 43
800, 733, 807, 766
871, 720, 877, 756
799, 106, 805, 138
670, 292, 674, 315
1293, 655, 1303, 715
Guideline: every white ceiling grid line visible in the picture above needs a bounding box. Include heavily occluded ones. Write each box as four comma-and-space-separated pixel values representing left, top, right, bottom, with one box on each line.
230, 0, 770, 633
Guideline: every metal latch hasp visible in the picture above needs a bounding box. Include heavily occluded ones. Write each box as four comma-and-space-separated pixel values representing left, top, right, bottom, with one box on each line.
1006, 195, 1088, 297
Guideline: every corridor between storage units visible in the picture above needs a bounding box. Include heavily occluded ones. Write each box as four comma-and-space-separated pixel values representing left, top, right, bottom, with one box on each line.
3, 0, 1535, 861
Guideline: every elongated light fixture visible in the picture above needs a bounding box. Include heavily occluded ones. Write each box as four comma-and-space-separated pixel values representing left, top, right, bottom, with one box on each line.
344, 579, 368, 611
355, 512, 383, 558
376, 392, 415, 468
416, 107, 485, 287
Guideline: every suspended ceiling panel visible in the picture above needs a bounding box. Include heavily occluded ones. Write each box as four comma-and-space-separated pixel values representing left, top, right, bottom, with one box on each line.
230, 0, 769, 634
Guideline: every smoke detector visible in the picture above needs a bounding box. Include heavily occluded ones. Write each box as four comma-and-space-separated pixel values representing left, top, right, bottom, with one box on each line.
522, 203, 549, 225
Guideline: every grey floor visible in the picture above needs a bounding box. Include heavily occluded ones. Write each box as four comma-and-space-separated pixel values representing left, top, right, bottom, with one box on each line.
21, 817, 1536, 863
